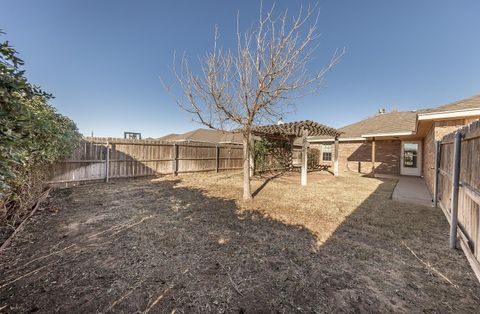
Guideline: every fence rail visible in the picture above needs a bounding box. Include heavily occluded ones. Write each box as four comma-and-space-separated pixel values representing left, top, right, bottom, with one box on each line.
434, 120, 480, 281
48, 137, 244, 186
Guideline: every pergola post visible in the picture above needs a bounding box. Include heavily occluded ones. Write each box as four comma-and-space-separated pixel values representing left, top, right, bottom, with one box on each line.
250, 120, 341, 185
333, 136, 339, 177
301, 127, 308, 186
371, 137, 376, 177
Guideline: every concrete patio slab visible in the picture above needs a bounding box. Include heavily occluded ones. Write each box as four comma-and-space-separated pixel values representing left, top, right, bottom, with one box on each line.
390, 176, 433, 207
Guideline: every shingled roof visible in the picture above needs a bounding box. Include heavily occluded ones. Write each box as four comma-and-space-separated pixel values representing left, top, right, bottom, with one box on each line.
252, 120, 341, 138
159, 128, 243, 144
337, 111, 418, 138
309, 94, 480, 141
419, 94, 480, 114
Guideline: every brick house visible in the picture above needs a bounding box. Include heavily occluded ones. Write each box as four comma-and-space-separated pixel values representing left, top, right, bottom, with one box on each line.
309, 95, 480, 193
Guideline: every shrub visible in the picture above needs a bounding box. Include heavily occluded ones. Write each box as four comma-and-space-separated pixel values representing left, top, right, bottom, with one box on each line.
254, 138, 292, 172
307, 148, 320, 169
0, 32, 80, 226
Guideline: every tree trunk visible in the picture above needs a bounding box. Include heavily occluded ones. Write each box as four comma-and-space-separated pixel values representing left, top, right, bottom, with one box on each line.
243, 133, 252, 200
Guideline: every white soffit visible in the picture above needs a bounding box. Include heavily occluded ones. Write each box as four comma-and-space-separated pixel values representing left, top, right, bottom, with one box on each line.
361, 131, 414, 138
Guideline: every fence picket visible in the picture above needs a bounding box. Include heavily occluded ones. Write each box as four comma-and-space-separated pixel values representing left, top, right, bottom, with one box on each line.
48, 138, 243, 185
436, 121, 480, 281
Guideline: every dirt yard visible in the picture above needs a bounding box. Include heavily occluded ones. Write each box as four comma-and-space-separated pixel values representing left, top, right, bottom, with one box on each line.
0, 171, 479, 313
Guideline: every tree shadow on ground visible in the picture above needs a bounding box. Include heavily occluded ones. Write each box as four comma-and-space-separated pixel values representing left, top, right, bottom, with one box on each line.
0, 177, 479, 313
252, 169, 333, 196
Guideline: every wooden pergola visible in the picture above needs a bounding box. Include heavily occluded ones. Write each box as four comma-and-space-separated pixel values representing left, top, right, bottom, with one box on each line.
252, 120, 342, 186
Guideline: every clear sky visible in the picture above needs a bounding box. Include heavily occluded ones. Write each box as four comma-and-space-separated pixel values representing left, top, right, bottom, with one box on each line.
1, 0, 479, 137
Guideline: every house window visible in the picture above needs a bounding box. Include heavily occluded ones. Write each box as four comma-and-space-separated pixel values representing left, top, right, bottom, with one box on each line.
322, 144, 332, 161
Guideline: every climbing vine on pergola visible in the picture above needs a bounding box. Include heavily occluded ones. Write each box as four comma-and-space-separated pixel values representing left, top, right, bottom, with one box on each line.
252, 120, 342, 185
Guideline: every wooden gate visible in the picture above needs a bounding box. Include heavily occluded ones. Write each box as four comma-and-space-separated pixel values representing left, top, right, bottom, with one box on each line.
434, 120, 480, 281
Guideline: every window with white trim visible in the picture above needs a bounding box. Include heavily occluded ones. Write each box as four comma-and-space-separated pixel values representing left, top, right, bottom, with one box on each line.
322, 144, 332, 161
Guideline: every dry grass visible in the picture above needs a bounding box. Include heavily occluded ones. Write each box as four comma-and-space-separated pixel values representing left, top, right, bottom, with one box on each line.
1, 171, 479, 313
164, 171, 393, 244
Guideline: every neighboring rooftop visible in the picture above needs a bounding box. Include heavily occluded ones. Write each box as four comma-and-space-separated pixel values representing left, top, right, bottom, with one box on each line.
159, 128, 243, 144
157, 133, 180, 141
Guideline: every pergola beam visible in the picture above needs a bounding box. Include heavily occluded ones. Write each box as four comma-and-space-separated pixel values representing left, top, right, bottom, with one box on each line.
252, 120, 341, 138
251, 120, 342, 186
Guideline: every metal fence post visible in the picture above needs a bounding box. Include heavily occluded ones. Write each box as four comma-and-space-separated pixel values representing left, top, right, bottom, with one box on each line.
105, 141, 110, 183
172, 143, 178, 176
433, 140, 440, 207
449, 132, 462, 249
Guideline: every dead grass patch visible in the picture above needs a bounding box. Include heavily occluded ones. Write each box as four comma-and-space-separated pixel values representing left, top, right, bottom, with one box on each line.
163, 171, 392, 244
0, 171, 479, 312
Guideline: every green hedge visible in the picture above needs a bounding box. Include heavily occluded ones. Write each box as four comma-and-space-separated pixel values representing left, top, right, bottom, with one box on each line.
0, 33, 80, 225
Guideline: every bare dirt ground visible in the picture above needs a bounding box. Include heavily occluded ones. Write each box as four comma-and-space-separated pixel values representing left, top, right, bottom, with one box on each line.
0, 171, 479, 313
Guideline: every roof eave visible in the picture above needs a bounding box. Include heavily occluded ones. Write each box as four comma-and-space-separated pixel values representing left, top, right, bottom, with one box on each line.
308, 136, 365, 142
417, 108, 480, 121
361, 131, 415, 138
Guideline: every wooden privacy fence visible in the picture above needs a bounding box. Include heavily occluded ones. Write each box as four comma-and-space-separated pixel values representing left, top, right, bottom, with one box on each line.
48, 137, 243, 185
434, 120, 480, 281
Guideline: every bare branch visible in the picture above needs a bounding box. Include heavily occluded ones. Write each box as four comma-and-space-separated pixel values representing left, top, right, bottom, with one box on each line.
164, 2, 343, 199
167, 2, 341, 132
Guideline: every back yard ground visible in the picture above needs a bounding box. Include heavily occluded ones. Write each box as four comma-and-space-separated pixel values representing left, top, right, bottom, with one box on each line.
0, 172, 479, 313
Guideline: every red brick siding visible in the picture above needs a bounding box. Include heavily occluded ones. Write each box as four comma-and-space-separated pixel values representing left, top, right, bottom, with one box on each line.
435, 119, 468, 139
311, 140, 401, 175
423, 118, 475, 193
423, 125, 435, 193
374, 140, 401, 175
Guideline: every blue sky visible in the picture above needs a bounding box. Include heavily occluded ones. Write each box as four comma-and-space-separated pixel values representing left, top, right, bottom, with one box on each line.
1, 0, 479, 137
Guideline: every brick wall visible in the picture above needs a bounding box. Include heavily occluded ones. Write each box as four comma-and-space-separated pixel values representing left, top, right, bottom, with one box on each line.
375, 140, 402, 174
423, 125, 435, 193
423, 118, 474, 193
311, 140, 401, 175
435, 119, 468, 138
311, 118, 479, 185
309, 143, 333, 168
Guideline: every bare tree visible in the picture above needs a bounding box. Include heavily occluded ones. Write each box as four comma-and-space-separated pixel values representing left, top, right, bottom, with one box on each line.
168, 3, 343, 200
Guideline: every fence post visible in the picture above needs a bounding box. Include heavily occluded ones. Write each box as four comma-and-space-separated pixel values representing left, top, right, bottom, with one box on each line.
105, 141, 110, 183
433, 140, 440, 207
449, 132, 462, 249
172, 143, 178, 176
215, 145, 220, 173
